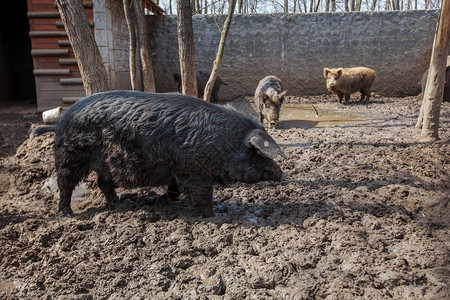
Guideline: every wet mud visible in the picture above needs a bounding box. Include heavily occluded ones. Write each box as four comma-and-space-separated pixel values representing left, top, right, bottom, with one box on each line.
0, 95, 449, 299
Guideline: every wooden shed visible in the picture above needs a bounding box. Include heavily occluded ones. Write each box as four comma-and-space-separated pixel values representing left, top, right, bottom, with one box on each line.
26, 0, 165, 111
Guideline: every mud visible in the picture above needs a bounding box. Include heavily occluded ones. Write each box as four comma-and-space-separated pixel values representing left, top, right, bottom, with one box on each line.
0, 95, 449, 299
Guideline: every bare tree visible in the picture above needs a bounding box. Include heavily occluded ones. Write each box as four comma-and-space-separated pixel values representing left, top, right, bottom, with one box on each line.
371, 0, 377, 10
415, 0, 450, 141
159, 0, 443, 14
177, 0, 198, 96
203, 0, 237, 102
392, 0, 400, 9
123, 0, 140, 91
315, 0, 321, 11
56, 0, 109, 95
132, 0, 156, 92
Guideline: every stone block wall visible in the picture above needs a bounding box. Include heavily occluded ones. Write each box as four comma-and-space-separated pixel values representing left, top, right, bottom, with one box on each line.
147, 10, 441, 98
93, 0, 133, 90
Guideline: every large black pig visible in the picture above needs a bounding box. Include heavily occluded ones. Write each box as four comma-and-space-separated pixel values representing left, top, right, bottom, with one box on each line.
173, 69, 228, 103
33, 91, 285, 217
254, 76, 287, 128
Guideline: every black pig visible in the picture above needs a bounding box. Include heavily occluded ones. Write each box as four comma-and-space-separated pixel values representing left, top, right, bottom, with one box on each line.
254, 76, 287, 128
173, 69, 228, 103
33, 91, 285, 217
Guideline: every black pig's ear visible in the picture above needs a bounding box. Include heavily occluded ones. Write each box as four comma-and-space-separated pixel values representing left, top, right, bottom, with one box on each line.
245, 129, 286, 159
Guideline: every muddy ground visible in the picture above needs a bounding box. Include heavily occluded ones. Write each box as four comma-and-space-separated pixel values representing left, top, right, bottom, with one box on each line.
0, 94, 449, 299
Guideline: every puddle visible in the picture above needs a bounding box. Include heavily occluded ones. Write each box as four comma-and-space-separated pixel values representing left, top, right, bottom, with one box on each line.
279, 104, 368, 128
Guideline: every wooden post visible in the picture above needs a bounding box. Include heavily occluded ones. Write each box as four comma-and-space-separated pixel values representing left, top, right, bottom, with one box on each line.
133, 0, 156, 93
203, 0, 237, 102
176, 0, 198, 97
56, 0, 110, 95
123, 0, 140, 91
415, 0, 450, 141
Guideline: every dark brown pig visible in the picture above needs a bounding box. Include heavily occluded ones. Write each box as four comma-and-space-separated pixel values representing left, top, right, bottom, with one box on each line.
174, 69, 228, 103
323, 67, 376, 104
254, 76, 287, 128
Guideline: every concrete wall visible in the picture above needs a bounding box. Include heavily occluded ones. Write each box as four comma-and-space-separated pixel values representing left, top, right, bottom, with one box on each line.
147, 10, 441, 98
94, 0, 133, 90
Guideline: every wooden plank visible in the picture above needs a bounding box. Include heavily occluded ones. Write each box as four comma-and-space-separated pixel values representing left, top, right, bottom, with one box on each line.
31, 49, 69, 56
55, 21, 94, 28
58, 40, 72, 47
29, 31, 67, 37
33, 69, 71, 76
28, 11, 60, 18
60, 78, 83, 85
53, 2, 93, 8
36, 77, 85, 89
59, 58, 78, 65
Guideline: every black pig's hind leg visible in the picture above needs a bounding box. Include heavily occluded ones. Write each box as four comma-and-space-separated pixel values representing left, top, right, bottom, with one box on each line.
97, 176, 119, 209
57, 167, 87, 216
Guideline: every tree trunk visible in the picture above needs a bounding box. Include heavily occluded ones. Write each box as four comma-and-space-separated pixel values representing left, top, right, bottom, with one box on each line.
203, 0, 237, 102
196, 0, 201, 14
284, 0, 289, 12
177, 0, 198, 97
56, 0, 109, 95
123, 0, 140, 91
392, 0, 399, 10
132, 0, 156, 92
371, 0, 377, 11
314, 0, 321, 12
415, 0, 450, 141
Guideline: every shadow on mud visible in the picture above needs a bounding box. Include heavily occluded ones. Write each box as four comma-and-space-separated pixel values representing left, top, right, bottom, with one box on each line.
69, 181, 421, 229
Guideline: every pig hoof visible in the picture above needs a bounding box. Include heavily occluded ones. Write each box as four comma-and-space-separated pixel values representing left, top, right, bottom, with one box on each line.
60, 208, 73, 216
202, 208, 215, 218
